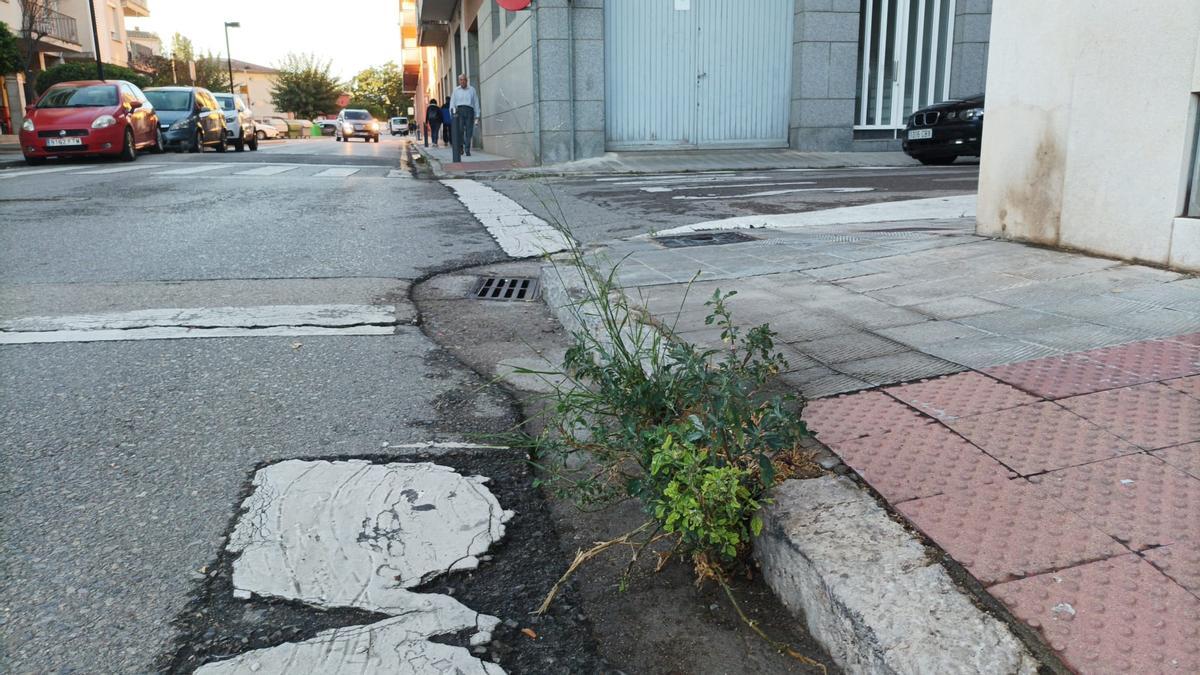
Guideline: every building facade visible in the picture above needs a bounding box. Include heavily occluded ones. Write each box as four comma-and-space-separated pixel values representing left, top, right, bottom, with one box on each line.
227, 59, 284, 119
413, 0, 991, 165
977, 0, 1200, 272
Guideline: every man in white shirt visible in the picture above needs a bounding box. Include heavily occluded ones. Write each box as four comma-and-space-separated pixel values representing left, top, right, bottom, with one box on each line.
449, 73, 480, 162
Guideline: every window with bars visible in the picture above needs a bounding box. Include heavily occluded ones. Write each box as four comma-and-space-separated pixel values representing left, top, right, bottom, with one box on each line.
854, 0, 957, 129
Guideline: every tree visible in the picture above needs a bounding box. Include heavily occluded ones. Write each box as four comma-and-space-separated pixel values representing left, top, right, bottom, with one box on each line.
348, 62, 409, 118
270, 53, 342, 119
193, 52, 229, 93
343, 98, 386, 120
169, 33, 194, 63
0, 22, 21, 75
17, 0, 58, 100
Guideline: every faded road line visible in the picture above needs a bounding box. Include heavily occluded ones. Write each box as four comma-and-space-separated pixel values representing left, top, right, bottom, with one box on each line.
441, 179, 574, 258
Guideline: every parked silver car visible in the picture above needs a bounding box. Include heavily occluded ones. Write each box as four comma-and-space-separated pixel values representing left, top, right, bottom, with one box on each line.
213, 92, 257, 151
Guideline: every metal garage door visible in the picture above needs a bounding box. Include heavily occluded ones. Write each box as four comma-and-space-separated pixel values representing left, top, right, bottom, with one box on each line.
604, 0, 795, 150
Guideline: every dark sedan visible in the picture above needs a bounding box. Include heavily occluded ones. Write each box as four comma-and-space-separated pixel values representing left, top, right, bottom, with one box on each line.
901, 94, 984, 165
144, 86, 227, 153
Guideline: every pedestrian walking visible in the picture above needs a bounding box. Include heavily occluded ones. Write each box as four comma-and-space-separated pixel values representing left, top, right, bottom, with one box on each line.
450, 73, 480, 162
441, 100, 453, 146
425, 98, 441, 147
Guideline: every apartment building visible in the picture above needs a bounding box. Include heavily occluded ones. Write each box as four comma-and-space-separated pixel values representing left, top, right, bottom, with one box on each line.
413, 0, 991, 165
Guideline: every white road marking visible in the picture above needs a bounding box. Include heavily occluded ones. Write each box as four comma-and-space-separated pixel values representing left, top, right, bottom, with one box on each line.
647, 195, 978, 235
311, 167, 359, 177
0, 166, 81, 179
642, 181, 815, 193
442, 178, 574, 258
0, 304, 397, 344
387, 168, 409, 178
593, 171, 736, 182
73, 164, 164, 175
234, 164, 299, 176
673, 187, 875, 200
605, 175, 773, 187
155, 163, 238, 175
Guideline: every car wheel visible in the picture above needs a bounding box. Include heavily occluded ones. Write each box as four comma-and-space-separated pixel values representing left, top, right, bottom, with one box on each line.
215, 133, 227, 152
256, 130, 266, 141
248, 133, 258, 151
917, 155, 957, 166
190, 130, 203, 153
335, 134, 342, 142
119, 128, 137, 162
373, 136, 379, 143
234, 137, 245, 152
23, 156, 46, 166
151, 127, 165, 153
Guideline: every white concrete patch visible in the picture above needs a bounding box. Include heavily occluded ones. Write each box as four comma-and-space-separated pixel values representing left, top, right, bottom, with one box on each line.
234, 165, 299, 176
74, 164, 164, 175
312, 167, 360, 177
387, 169, 409, 178
441, 179, 574, 258
642, 181, 815, 193
0, 304, 396, 344
672, 187, 875, 200
650, 194, 977, 236
227, 459, 513, 613
386, 441, 510, 450
593, 171, 735, 182
156, 164, 238, 175
194, 617, 505, 675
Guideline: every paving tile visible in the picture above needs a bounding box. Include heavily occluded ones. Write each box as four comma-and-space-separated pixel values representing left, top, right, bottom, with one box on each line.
1165, 332, 1200, 347
908, 296, 1011, 320
1143, 538, 1200, 596
833, 351, 964, 387
800, 390, 928, 443
1010, 322, 1148, 352
1080, 338, 1200, 381
1164, 374, 1200, 399
1153, 442, 1200, 480
796, 372, 874, 399
1096, 307, 1200, 338
1031, 454, 1200, 550
885, 371, 1041, 422
990, 554, 1200, 673
792, 331, 909, 364
948, 402, 1141, 475
831, 424, 1016, 504
958, 307, 1076, 334
983, 354, 1149, 399
922, 336, 1064, 370
876, 320, 991, 347
898, 480, 1124, 585
1058, 382, 1200, 450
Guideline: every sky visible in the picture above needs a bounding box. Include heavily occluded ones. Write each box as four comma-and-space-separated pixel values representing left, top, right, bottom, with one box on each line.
131, 1, 401, 81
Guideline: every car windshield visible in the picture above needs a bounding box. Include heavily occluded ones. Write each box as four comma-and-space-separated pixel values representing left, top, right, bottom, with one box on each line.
145, 90, 192, 111
344, 111, 370, 120
391, 117, 403, 123
216, 97, 236, 111
36, 85, 118, 108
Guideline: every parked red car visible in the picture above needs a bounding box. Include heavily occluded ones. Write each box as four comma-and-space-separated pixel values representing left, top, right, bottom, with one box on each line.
19, 80, 162, 165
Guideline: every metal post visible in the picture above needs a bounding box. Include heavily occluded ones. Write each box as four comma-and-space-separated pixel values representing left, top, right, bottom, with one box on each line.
87, 0, 104, 80
224, 22, 240, 96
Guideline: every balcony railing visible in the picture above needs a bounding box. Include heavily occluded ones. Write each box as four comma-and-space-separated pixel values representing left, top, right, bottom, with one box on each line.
32, 8, 80, 46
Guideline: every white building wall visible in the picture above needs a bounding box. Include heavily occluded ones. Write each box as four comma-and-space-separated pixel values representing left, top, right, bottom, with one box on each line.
977, 0, 1200, 272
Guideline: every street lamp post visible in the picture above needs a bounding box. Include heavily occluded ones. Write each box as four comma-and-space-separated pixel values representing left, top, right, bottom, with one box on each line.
87, 0, 104, 80
224, 21, 240, 96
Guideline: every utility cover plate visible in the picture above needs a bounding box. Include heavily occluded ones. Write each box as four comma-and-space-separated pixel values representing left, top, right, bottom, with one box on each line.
653, 231, 757, 248
471, 277, 540, 301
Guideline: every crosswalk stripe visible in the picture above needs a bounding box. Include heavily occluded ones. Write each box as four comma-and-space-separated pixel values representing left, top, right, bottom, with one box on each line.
74, 164, 164, 175
156, 163, 238, 175
235, 165, 299, 176
0, 166, 80, 179
312, 167, 360, 177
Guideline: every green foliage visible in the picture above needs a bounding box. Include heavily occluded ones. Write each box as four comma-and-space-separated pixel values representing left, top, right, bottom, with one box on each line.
191, 54, 230, 93
530, 258, 812, 577
35, 61, 149, 95
270, 53, 342, 119
348, 62, 409, 118
0, 22, 20, 75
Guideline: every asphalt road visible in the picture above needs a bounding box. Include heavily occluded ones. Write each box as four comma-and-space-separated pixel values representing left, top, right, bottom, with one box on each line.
0, 136, 512, 672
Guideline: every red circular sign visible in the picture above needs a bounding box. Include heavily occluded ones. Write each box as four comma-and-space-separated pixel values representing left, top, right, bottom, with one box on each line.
497, 0, 531, 10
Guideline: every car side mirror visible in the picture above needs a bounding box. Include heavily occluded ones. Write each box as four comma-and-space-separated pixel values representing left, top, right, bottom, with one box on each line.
128, 100, 143, 110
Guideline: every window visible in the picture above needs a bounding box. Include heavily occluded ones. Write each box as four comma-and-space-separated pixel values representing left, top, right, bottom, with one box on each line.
1186, 95, 1200, 218
855, 0, 957, 129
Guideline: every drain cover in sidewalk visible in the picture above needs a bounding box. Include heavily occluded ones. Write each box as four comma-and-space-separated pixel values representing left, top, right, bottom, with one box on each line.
653, 231, 757, 248
472, 277, 540, 301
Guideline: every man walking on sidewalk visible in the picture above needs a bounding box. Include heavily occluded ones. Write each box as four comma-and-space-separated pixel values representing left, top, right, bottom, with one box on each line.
450, 73, 480, 163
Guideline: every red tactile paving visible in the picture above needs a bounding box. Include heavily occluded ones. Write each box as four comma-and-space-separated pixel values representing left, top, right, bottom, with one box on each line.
983, 354, 1148, 400
884, 371, 1041, 421
1058, 382, 1200, 450
801, 390, 929, 443
1143, 538, 1200, 596
948, 402, 1140, 475
1081, 339, 1200, 381
898, 479, 1124, 585
1031, 454, 1200, 550
1165, 332, 1200, 347
1164, 375, 1200, 399
990, 554, 1200, 673
830, 423, 1015, 503
1153, 442, 1200, 480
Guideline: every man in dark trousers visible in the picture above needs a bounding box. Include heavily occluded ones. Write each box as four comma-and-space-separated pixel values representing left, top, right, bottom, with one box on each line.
424, 98, 441, 147
449, 73, 480, 163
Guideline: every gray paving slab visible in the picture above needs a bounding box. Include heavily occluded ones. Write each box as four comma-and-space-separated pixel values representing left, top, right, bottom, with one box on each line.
1008, 323, 1150, 352
957, 308, 1075, 334
793, 332, 911, 365
877, 321, 993, 346
1094, 306, 1200, 337
920, 336, 1065, 369
833, 351, 965, 386
908, 296, 1012, 320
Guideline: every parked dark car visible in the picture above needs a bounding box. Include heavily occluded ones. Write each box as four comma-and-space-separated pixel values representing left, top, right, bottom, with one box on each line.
19, 80, 161, 164
901, 94, 984, 165
144, 86, 227, 153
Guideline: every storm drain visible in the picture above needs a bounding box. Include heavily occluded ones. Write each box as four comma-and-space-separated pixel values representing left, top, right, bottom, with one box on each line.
471, 277, 540, 301
653, 231, 757, 248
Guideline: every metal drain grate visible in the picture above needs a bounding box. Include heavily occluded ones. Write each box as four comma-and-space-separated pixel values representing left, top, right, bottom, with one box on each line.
653, 231, 757, 248
471, 277, 540, 301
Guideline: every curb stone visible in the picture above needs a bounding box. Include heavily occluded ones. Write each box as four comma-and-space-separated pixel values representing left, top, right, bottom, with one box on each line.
539, 256, 1045, 674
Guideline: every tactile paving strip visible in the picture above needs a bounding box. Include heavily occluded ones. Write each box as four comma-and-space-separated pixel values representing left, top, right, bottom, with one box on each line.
800, 390, 929, 444
1030, 454, 1200, 550
1080, 338, 1200, 381
1165, 332, 1200, 347
1164, 375, 1200, 399
1058, 382, 1200, 450
830, 424, 1015, 504
1143, 538, 1200, 596
885, 371, 1041, 421
948, 402, 1141, 475
983, 354, 1148, 400
1153, 442, 1200, 480
898, 479, 1124, 585
990, 554, 1200, 673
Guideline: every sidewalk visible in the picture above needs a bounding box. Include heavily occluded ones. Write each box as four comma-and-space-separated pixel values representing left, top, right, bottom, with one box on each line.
1, 134, 23, 168
412, 141, 520, 175
590, 211, 1200, 672
521, 147, 922, 176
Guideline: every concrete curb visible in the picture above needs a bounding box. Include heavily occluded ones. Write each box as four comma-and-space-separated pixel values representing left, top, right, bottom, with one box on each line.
538, 253, 1047, 674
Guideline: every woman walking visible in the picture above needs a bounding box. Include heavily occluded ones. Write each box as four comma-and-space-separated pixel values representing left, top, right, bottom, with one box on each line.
425, 98, 442, 147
